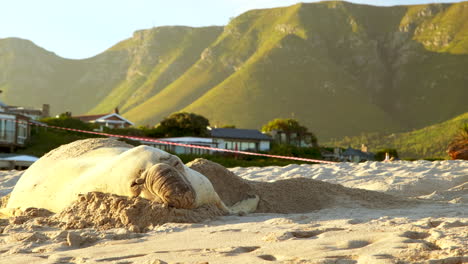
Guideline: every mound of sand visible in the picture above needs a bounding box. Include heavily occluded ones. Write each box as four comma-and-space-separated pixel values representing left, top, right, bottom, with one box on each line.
187, 159, 256, 206
55, 192, 226, 232
189, 159, 417, 214
4, 192, 225, 232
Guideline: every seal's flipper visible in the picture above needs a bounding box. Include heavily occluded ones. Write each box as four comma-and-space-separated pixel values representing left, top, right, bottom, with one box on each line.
227, 194, 259, 215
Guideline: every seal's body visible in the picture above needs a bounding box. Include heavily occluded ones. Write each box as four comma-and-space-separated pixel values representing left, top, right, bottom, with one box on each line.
2, 139, 258, 216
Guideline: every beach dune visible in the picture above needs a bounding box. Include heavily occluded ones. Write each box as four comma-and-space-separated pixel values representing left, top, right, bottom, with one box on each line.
0, 140, 466, 263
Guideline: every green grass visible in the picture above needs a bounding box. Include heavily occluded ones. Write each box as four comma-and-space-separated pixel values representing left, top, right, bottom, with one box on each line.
325, 112, 468, 159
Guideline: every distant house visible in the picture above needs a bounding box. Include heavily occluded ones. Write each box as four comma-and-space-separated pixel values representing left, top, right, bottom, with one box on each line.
140, 137, 218, 155
3, 104, 50, 120
0, 101, 41, 151
0, 111, 29, 150
74, 108, 134, 131
341, 145, 375, 162
322, 145, 375, 162
268, 129, 316, 148
137, 127, 272, 155
209, 127, 271, 152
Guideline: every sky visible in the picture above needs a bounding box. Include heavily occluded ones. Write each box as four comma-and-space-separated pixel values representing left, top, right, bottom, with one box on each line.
1, 0, 465, 59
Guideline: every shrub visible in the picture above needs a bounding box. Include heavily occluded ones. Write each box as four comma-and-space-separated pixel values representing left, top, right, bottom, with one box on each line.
374, 149, 399, 161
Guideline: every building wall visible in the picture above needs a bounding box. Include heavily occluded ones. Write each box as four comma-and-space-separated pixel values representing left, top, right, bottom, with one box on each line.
0, 114, 16, 144
212, 138, 271, 152
141, 136, 271, 155
0, 113, 30, 148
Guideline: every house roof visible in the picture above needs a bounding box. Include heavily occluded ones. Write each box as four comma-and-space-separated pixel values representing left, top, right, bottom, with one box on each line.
73, 114, 107, 122
6, 107, 42, 115
73, 113, 134, 126
210, 128, 271, 141
342, 147, 374, 159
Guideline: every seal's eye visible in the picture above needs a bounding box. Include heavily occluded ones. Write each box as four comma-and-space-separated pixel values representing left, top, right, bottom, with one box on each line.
174, 160, 185, 169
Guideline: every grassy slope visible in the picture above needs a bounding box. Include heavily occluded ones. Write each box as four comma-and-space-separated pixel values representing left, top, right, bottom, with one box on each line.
326, 112, 468, 159
122, 6, 301, 125
180, 2, 468, 139
183, 2, 404, 139
123, 1, 468, 140
89, 26, 223, 114
0, 38, 129, 115
1, 1, 468, 143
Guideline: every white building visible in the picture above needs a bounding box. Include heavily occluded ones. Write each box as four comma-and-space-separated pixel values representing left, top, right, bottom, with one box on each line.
209, 127, 271, 152
0, 101, 31, 150
73, 108, 134, 131
138, 128, 272, 155
140, 137, 218, 155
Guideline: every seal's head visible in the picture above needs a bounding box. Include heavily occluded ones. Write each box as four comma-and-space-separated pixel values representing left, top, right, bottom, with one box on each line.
131, 160, 196, 209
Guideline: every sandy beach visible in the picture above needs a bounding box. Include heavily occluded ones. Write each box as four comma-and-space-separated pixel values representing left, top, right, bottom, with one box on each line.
0, 159, 466, 264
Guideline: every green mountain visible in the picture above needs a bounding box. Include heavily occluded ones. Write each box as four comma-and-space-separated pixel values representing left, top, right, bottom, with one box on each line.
0, 38, 129, 114
1, 1, 468, 141
326, 112, 468, 159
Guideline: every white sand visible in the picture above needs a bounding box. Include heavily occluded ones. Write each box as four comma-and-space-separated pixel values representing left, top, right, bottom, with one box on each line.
0, 170, 23, 197
0, 160, 467, 264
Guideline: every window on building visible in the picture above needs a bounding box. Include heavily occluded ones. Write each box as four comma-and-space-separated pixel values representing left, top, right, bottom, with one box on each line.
240, 142, 249, 150
0, 119, 5, 139
17, 122, 28, 144
249, 142, 256, 150
225, 141, 233, 149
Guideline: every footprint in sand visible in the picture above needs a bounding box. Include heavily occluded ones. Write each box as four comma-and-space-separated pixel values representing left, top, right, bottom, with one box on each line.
324, 255, 357, 263
257, 254, 277, 261
439, 220, 468, 228
400, 231, 431, 240
209, 228, 242, 234
347, 219, 366, 225
262, 228, 346, 242
400, 231, 441, 251
221, 246, 260, 256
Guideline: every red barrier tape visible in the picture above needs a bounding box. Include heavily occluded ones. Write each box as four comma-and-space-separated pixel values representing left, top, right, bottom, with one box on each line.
22, 120, 337, 164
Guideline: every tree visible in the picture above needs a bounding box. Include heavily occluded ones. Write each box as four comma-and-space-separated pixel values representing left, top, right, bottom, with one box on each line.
447, 124, 468, 160
40, 115, 93, 131
262, 118, 318, 147
156, 112, 210, 137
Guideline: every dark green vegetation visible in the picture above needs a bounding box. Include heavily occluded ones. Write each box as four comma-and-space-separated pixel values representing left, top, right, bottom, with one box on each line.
262, 118, 318, 146
157, 112, 210, 137
1, 1, 468, 143
327, 112, 468, 159
17, 115, 322, 167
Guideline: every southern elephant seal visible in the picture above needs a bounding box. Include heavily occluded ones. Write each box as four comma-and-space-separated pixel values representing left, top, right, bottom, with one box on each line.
1, 138, 259, 217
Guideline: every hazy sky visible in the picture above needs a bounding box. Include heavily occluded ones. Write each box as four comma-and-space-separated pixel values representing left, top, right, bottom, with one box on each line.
1, 0, 465, 59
